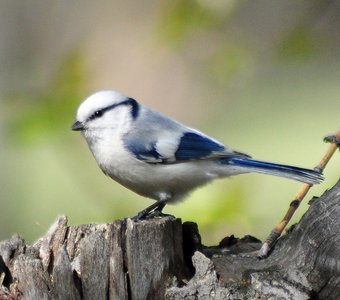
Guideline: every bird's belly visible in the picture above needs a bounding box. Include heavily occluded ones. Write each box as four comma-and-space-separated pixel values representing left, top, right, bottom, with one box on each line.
89, 138, 226, 201
103, 157, 216, 202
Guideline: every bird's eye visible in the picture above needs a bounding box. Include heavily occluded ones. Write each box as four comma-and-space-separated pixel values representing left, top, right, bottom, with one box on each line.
94, 110, 103, 117
89, 110, 104, 121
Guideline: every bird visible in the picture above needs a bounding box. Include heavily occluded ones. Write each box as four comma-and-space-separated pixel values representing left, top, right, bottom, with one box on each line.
72, 90, 323, 220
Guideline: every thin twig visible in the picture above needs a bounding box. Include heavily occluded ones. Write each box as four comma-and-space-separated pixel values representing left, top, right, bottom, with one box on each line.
258, 130, 340, 258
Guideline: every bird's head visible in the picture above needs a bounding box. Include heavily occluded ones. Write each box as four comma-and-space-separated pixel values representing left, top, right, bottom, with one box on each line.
72, 90, 140, 135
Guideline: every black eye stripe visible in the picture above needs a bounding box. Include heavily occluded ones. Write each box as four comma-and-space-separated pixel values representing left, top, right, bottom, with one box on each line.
88, 109, 104, 121
88, 98, 139, 121
124, 98, 139, 119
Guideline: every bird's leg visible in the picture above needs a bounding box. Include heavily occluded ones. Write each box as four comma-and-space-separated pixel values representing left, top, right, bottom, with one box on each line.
148, 201, 174, 218
133, 198, 171, 221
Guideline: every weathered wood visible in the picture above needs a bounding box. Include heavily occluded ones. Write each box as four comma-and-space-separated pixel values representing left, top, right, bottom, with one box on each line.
168, 180, 340, 300
0, 217, 188, 300
0, 181, 339, 300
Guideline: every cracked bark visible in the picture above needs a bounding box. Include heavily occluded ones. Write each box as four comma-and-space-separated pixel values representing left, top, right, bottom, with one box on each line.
0, 181, 339, 300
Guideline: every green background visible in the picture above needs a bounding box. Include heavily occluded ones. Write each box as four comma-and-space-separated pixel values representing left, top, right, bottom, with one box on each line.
1, 1, 339, 245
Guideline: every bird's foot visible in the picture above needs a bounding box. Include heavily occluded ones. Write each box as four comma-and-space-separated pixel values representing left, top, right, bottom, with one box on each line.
324, 134, 340, 147
132, 210, 174, 221
132, 199, 171, 221
147, 210, 174, 219
132, 210, 149, 221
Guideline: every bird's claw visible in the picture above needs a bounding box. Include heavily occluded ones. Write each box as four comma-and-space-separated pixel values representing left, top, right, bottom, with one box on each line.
132, 209, 174, 221
144, 210, 174, 219
132, 212, 147, 221
132, 210, 151, 221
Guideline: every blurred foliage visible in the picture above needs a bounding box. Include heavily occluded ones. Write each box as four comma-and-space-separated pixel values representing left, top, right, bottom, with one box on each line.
158, 0, 253, 86
159, 0, 215, 45
158, 0, 337, 83
158, 0, 236, 46
277, 26, 319, 61
8, 51, 88, 144
208, 42, 253, 83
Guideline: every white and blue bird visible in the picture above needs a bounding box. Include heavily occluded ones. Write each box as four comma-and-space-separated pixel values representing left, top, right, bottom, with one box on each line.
72, 90, 323, 219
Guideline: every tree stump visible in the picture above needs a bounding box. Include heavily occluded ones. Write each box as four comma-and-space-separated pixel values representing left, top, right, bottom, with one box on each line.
0, 181, 339, 300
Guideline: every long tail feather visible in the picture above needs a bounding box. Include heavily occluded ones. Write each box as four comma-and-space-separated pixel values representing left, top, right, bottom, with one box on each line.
225, 157, 323, 185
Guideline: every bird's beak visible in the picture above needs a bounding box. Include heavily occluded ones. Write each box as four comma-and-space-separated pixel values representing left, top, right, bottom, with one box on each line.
71, 121, 84, 131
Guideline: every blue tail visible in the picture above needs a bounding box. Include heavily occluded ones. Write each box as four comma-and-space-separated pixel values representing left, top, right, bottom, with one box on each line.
222, 157, 323, 185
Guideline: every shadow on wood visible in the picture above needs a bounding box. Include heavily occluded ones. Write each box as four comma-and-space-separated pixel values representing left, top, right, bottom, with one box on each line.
0, 181, 339, 300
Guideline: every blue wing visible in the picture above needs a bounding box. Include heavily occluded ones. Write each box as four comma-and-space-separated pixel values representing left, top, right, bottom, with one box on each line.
174, 132, 226, 160
124, 130, 241, 164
